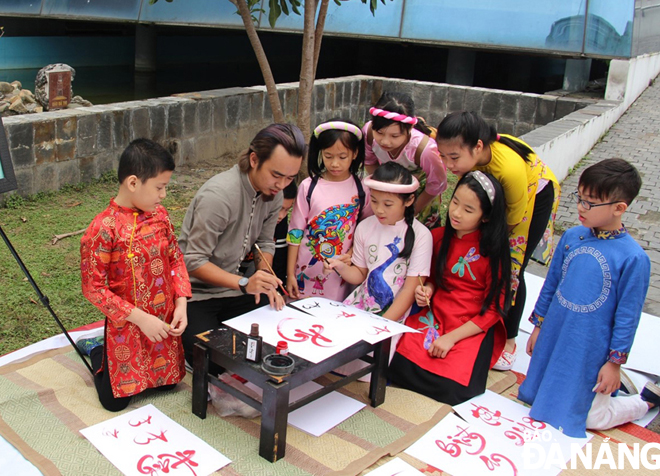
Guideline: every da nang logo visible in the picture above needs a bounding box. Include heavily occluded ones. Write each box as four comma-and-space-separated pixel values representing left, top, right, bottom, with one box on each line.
522, 430, 660, 470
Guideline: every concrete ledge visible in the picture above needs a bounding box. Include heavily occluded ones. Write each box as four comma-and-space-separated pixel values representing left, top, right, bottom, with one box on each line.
524, 51, 660, 182
4, 63, 659, 199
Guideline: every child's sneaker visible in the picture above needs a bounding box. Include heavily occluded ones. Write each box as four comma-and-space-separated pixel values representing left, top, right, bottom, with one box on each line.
76, 336, 104, 356
493, 345, 516, 371
641, 381, 660, 408
619, 369, 638, 395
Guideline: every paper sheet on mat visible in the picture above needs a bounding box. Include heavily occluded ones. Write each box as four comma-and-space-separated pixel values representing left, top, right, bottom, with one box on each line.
622, 312, 660, 377
453, 390, 591, 468
246, 380, 365, 437
291, 297, 419, 344
365, 457, 424, 475
80, 404, 230, 476
405, 413, 560, 476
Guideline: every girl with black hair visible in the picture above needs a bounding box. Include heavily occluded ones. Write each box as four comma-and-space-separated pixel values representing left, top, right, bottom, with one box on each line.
364, 92, 447, 228
389, 172, 511, 405
325, 162, 432, 322
435, 111, 560, 371
286, 119, 370, 301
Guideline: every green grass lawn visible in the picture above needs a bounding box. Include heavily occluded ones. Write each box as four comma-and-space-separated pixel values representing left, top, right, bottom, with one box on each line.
0, 169, 458, 356
0, 173, 199, 355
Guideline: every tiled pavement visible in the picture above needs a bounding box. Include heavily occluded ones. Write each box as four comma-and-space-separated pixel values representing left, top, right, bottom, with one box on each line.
531, 76, 660, 316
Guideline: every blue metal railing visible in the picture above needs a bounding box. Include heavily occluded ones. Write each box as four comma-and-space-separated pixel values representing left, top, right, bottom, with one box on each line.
0, 0, 646, 58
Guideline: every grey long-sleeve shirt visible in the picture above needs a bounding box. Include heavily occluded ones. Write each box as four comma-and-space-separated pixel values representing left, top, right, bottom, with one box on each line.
178, 165, 282, 301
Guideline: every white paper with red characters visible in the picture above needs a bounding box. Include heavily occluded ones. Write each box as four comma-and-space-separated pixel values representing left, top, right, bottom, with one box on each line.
290, 297, 418, 344
80, 404, 230, 476
453, 390, 592, 468
224, 304, 361, 363
404, 412, 560, 476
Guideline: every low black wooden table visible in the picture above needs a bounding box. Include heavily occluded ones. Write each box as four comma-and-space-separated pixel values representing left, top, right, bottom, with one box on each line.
192, 325, 390, 462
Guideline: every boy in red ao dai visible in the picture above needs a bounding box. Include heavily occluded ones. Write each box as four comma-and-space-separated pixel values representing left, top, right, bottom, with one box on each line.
81, 139, 191, 412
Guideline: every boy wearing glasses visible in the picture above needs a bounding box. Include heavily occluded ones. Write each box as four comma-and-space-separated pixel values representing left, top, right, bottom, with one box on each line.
518, 158, 658, 437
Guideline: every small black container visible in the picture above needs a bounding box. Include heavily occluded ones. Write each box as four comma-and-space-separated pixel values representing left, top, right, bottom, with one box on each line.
245, 323, 263, 363
261, 353, 295, 376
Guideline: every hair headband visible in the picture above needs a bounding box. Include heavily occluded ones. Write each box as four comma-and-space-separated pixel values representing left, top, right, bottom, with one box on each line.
313, 121, 363, 140
369, 107, 418, 126
364, 174, 420, 194
466, 171, 496, 204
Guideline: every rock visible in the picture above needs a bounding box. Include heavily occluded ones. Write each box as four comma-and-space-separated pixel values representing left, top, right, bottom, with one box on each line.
71, 95, 92, 107
35, 63, 76, 110
34, 105, 43, 113
67, 103, 84, 109
10, 80, 22, 90
0, 82, 13, 94
9, 98, 28, 114
0, 102, 9, 114
20, 89, 35, 104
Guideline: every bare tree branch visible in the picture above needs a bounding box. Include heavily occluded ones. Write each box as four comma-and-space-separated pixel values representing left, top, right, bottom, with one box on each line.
296, 0, 318, 137
312, 0, 329, 80
51, 228, 86, 245
234, 0, 284, 123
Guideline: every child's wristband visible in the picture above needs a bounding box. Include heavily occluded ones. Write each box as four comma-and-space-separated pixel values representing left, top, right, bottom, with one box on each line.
529, 311, 544, 328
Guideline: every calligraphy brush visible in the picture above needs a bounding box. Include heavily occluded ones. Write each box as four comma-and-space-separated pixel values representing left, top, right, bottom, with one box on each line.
418, 274, 431, 307
321, 256, 342, 277
253, 243, 290, 297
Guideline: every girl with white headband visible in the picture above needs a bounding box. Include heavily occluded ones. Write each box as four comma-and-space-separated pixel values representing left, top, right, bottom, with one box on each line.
364, 91, 447, 229
286, 118, 370, 301
390, 171, 511, 405
325, 162, 432, 322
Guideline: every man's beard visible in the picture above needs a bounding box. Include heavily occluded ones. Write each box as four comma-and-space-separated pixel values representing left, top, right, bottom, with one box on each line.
261, 192, 275, 202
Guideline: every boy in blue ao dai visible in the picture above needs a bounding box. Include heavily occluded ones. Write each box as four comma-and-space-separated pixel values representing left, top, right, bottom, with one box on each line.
518, 159, 657, 437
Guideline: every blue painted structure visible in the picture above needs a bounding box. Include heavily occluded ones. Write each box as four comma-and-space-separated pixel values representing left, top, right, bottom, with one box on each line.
2, 0, 659, 59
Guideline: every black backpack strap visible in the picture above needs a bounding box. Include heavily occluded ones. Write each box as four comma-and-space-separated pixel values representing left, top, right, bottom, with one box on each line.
306, 175, 319, 208
353, 174, 365, 217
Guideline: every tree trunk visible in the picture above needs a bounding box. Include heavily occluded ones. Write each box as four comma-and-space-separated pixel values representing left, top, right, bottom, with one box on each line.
234, 0, 284, 123
296, 0, 318, 138
312, 0, 329, 80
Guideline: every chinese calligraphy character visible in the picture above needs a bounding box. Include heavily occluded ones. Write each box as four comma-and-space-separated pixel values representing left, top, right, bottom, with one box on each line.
129, 415, 153, 427
368, 325, 390, 335
103, 429, 120, 439
470, 404, 514, 427
277, 318, 334, 347
435, 425, 486, 457
137, 450, 198, 476
134, 430, 169, 445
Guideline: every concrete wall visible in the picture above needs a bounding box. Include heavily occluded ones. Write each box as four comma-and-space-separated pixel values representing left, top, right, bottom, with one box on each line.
1, 76, 593, 199
524, 51, 660, 182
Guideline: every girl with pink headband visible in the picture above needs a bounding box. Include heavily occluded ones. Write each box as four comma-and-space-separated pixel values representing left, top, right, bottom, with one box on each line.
325, 162, 432, 322
286, 118, 371, 301
364, 91, 447, 229
326, 162, 432, 379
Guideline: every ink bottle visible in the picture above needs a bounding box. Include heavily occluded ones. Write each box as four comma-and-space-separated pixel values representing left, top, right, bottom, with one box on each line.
245, 323, 263, 363
276, 340, 289, 355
